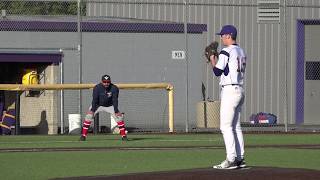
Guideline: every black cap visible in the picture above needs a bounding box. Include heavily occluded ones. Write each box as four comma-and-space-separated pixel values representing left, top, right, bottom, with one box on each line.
101, 74, 111, 81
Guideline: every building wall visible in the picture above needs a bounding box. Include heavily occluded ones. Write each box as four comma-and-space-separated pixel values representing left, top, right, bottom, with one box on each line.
0, 27, 206, 132
76, 32, 206, 131
0, 31, 76, 134
87, 0, 320, 124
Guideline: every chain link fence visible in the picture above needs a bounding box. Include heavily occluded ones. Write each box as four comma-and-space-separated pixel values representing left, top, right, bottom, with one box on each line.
1, 0, 320, 134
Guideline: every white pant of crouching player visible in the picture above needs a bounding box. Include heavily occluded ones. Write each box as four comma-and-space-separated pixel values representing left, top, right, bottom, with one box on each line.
80, 106, 128, 141
93, 106, 120, 134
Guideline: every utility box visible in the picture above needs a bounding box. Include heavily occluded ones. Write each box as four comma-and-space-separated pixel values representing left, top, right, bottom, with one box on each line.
196, 101, 220, 128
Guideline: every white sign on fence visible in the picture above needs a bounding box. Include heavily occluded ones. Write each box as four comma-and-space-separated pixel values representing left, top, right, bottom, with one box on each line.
172, 50, 185, 60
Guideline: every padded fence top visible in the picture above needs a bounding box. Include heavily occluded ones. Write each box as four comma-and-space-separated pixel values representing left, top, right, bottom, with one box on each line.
0, 19, 207, 33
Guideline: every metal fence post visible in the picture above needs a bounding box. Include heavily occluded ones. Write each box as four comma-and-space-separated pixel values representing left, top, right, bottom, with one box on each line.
60, 51, 64, 134
77, 0, 83, 119
184, 0, 189, 133
15, 91, 20, 135
94, 113, 99, 134
283, 0, 288, 132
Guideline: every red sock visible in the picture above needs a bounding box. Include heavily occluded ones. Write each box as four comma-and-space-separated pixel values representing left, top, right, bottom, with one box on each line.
81, 120, 91, 137
117, 120, 127, 137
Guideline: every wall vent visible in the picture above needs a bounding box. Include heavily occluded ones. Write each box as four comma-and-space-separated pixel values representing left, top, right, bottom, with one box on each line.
257, 0, 280, 23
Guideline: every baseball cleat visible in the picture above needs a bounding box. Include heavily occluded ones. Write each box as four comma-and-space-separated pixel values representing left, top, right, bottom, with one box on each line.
236, 159, 247, 168
79, 135, 86, 141
213, 160, 238, 169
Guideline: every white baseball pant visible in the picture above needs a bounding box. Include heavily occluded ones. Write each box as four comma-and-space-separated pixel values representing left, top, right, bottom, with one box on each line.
219, 85, 245, 162
89, 106, 120, 133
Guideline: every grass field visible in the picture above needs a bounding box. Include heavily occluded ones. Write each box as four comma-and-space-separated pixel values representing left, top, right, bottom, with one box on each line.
0, 133, 319, 180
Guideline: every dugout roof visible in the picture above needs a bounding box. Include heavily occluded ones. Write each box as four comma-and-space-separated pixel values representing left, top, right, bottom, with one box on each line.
0, 52, 62, 64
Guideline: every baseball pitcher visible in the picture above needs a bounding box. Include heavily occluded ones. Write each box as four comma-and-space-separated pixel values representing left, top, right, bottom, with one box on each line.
206, 25, 246, 169
80, 74, 128, 141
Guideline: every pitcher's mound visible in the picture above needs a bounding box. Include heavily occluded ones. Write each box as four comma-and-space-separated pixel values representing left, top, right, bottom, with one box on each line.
55, 167, 320, 180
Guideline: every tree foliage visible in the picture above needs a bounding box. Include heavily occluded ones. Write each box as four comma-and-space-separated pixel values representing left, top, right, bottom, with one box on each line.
0, 1, 86, 16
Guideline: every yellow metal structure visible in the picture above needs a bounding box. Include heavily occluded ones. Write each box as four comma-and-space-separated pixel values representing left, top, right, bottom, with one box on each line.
0, 83, 175, 132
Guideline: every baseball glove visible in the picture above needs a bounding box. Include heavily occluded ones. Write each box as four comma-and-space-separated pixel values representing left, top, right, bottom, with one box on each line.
204, 41, 219, 62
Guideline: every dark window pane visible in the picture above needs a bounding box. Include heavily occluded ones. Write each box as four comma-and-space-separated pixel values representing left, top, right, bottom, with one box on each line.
306, 61, 320, 80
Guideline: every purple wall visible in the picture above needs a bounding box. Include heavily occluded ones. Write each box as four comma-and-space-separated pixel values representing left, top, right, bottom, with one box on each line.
296, 20, 320, 124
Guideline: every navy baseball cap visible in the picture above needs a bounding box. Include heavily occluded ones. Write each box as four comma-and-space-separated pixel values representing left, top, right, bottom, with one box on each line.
216, 25, 237, 37
101, 74, 111, 81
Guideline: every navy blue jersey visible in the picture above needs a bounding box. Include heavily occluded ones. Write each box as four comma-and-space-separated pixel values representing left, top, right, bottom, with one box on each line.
91, 83, 119, 113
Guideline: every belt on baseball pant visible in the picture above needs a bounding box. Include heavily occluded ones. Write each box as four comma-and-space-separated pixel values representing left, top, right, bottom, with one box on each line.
221, 84, 241, 88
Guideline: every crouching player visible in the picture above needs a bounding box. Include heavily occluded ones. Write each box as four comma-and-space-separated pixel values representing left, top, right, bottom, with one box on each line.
80, 74, 128, 141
